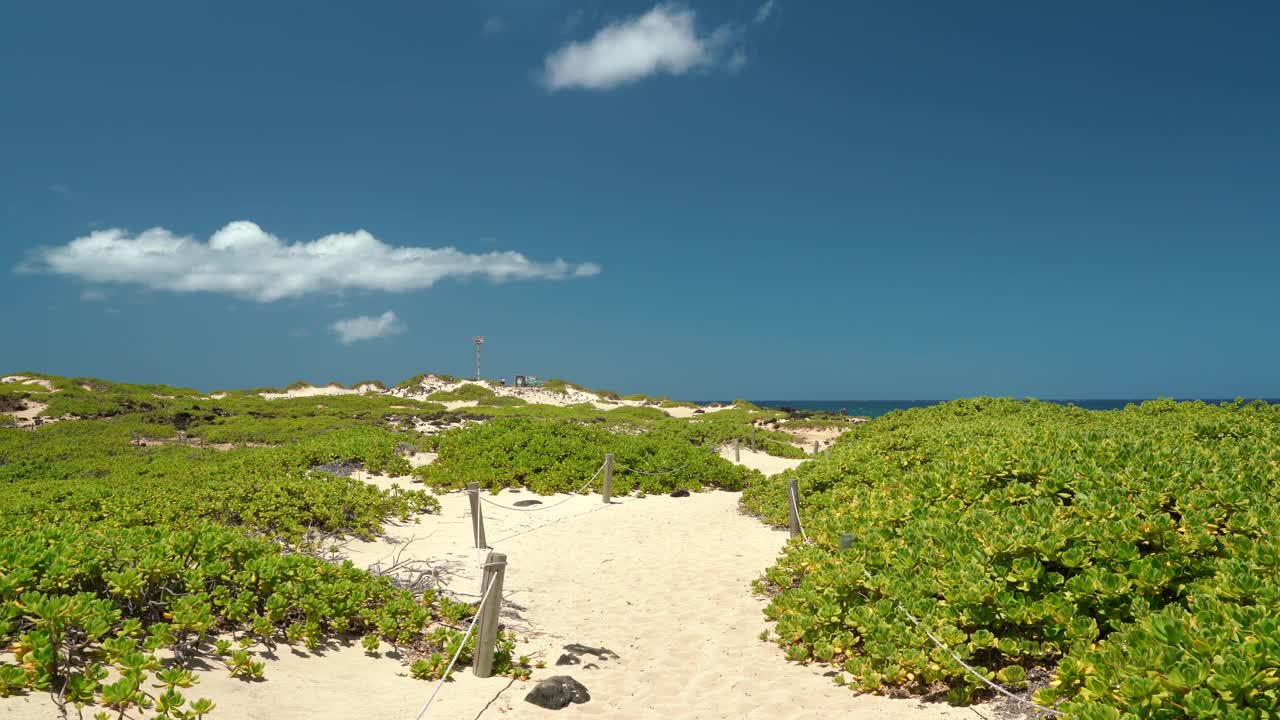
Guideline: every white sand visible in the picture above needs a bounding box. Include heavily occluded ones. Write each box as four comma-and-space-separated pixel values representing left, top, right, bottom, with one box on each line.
338, 490, 987, 720
260, 383, 383, 400
3, 444, 994, 720
1, 375, 56, 391
4, 400, 50, 428
389, 376, 740, 419
721, 445, 809, 476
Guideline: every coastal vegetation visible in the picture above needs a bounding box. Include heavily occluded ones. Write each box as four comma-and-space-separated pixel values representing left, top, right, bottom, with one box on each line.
0, 375, 534, 715
416, 416, 760, 494
744, 397, 1280, 716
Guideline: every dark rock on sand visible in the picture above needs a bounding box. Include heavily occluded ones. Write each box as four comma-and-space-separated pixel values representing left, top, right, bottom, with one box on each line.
669, 489, 690, 498
524, 676, 590, 709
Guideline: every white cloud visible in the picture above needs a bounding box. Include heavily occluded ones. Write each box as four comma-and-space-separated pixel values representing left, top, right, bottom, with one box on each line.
541, 4, 736, 90
22, 220, 601, 302
753, 0, 776, 24
482, 16, 506, 36
728, 49, 748, 73
332, 311, 405, 345
80, 289, 108, 302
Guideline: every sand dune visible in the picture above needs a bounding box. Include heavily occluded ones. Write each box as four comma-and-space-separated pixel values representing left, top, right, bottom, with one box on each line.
260, 383, 383, 400
5, 456, 993, 720
1, 375, 57, 391
336, 489, 989, 720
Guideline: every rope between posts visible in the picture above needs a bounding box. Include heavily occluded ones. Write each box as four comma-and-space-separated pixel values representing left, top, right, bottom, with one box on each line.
413, 570, 499, 720
847, 566, 1062, 715
614, 461, 689, 476
487, 502, 613, 546
789, 480, 1054, 714
474, 462, 605, 513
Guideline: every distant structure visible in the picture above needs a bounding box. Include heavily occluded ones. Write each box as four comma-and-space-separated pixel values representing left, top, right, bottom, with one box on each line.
473, 336, 484, 380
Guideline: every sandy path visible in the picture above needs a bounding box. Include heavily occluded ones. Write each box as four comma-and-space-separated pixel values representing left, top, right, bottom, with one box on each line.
334, 489, 985, 720
719, 445, 809, 476
3, 462, 989, 720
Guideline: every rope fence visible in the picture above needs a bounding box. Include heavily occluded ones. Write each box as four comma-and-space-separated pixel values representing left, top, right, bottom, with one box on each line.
474, 462, 606, 513
420, 443, 1056, 717
613, 461, 690, 476
413, 564, 499, 720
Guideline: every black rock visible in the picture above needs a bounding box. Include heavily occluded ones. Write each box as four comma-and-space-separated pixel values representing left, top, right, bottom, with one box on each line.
524, 676, 590, 710
555, 653, 579, 666
561, 644, 619, 661
669, 489, 690, 498
514, 499, 543, 507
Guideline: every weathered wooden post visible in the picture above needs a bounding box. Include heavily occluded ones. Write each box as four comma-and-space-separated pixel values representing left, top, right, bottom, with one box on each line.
788, 478, 801, 539
467, 482, 486, 549
751, 429, 757, 451
473, 551, 507, 678
602, 454, 614, 504
813, 440, 820, 455
733, 437, 741, 462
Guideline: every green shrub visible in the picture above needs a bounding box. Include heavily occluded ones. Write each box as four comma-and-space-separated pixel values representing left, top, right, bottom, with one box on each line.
742, 398, 1280, 716
426, 383, 497, 402
395, 372, 456, 389
415, 417, 760, 495
476, 395, 528, 407
0, 373, 533, 711
541, 378, 570, 394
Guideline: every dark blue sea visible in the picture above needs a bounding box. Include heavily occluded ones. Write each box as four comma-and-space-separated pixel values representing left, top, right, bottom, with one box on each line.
710, 399, 1278, 418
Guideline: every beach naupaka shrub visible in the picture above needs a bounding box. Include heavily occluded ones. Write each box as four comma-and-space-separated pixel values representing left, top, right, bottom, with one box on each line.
417, 417, 762, 495
744, 398, 1280, 718
0, 378, 528, 714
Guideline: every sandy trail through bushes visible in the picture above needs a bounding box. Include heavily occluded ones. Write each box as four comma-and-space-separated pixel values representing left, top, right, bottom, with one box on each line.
4, 458, 989, 720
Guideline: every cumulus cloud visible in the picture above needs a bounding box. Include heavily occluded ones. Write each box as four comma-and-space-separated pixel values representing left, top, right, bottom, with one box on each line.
331, 311, 405, 345
542, 4, 736, 90
21, 220, 601, 302
753, 0, 776, 24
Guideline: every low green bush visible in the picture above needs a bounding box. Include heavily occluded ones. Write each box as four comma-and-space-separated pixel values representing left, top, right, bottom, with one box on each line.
0, 373, 532, 712
540, 378, 570, 394
416, 417, 761, 495
475, 395, 528, 407
426, 384, 497, 402
742, 398, 1280, 716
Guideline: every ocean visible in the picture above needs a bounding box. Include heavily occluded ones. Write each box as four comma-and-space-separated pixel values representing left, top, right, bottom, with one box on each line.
718, 399, 1280, 418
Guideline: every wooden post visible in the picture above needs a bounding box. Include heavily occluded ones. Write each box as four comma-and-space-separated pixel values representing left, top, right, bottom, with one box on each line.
751, 429, 757, 451
467, 482, 486, 550
788, 478, 801, 539
473, 551, 507, 678
813, 440, 820, 455
733, 437, 740, 462
602, 454, 614, 504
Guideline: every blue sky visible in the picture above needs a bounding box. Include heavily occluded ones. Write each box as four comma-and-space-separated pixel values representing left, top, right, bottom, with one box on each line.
2, 1, 1277, 399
